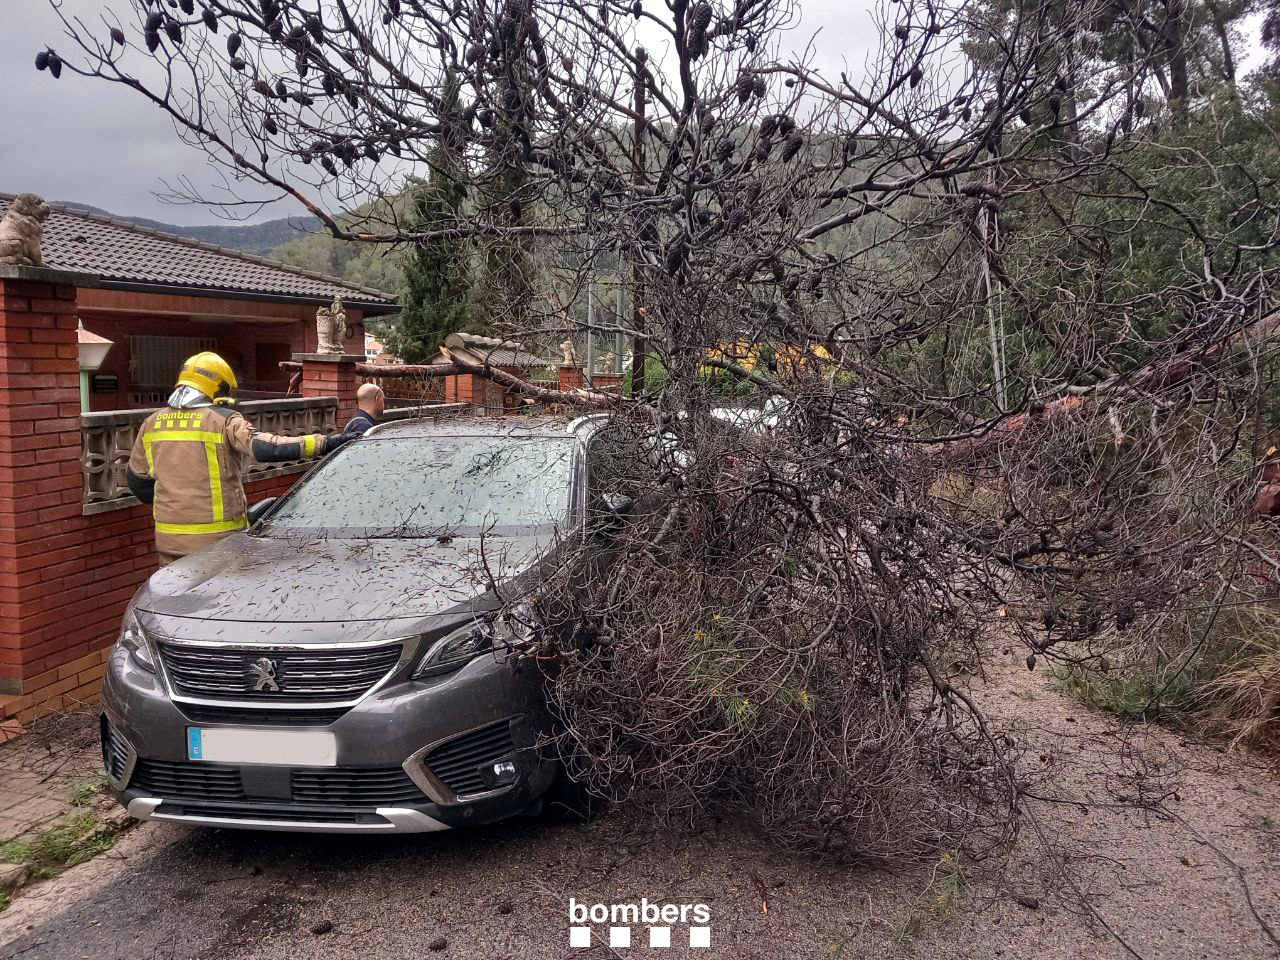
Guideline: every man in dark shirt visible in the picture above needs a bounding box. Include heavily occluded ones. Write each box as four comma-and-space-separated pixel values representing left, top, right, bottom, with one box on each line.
344, 383, 385, 435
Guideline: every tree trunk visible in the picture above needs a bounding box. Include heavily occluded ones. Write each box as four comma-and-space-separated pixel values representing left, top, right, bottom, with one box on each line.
1164, 0, 1191, 126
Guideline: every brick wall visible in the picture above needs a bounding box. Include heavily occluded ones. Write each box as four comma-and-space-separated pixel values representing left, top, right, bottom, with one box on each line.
0, 271, 87, 707
559, 366, 621, 396
559, 365, 584, 392
0, 269, 307, 724
0, 466, 298, 725
443, 368, 526, 414
443, 371, 482, 406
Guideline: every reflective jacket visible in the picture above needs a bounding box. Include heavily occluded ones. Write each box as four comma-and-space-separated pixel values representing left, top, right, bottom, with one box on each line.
126, 403, 338, 559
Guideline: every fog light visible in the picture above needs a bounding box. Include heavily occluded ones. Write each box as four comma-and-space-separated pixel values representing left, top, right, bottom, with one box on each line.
491, 760, 518, 785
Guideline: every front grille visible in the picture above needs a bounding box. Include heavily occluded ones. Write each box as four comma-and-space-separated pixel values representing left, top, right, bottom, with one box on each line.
101, 717, 130, 784
424, 720, 517, 797
292, 769, 426, 805
133, 759, 246, 801
157, 642, 402, 703
177, 704, 350, 727
130, 760, 428, 806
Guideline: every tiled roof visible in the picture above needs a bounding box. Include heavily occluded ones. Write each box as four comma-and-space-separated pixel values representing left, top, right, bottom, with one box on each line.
425, 332, 544, 369
0, 193, 396, 311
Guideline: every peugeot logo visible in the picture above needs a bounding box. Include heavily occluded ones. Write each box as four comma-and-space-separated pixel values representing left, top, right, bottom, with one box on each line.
249, 657, 281, 692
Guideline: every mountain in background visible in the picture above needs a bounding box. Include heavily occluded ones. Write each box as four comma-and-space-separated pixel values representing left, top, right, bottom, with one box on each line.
56, 201, 321, 255
264, 195, 412, 298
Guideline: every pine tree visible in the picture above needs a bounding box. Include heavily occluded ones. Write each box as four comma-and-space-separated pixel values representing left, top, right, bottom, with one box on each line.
387, 168, 477, 363
387, 74, 480, 363
473, 158, 534, 332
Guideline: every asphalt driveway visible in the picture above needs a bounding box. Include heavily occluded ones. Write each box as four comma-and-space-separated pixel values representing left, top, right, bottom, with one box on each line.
0, 660, 1276, 960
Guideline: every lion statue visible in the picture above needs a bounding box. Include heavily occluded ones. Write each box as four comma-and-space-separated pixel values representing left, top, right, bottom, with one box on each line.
0, 193, 52, 267
315, 296, 348, 354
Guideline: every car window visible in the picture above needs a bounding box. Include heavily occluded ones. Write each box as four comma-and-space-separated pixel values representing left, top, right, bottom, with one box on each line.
262, 435, 575, 538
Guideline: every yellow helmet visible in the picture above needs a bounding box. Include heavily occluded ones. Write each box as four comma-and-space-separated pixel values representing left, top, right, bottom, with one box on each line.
176, 352, 238, 398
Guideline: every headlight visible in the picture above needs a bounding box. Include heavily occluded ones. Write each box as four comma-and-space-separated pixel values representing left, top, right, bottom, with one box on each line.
413, 608, 534, 679
117, 609, 155, 674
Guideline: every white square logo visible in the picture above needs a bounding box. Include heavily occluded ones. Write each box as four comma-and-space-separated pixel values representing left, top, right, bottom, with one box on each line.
566, 899, 711, 950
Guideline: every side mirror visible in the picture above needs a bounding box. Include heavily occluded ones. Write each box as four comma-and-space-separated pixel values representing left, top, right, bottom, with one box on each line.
247, 497, 278, 526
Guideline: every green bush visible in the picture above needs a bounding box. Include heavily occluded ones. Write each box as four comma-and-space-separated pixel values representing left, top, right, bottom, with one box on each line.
1051, 663, 1198, 721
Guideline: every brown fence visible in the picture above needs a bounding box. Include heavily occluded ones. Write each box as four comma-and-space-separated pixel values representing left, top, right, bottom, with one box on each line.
368, 370, 446, 405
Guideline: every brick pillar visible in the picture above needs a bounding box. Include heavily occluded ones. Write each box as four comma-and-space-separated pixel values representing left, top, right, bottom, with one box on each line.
294, 352, 363, 429
0, 265, 102, 696
444, 372, 483, 407
559, 364, 584, 392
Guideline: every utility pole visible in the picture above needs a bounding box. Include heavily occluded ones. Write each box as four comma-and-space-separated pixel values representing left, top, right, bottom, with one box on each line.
585, 241, 596, 387
979, 203, 1006, 411
978, 165, 1006, 412
615, 281, 626, 375
629, 47, 648, 398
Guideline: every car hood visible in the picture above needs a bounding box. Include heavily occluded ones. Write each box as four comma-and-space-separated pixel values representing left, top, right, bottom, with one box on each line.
135, 532, 555, 624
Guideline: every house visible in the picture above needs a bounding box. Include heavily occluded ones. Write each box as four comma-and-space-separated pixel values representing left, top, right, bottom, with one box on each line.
0, 193, 399, 723
0, 194, 397, 409
364, 331, 400, 364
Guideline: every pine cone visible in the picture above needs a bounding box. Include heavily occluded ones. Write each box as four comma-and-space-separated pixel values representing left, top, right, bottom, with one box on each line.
781, 132, 803, 161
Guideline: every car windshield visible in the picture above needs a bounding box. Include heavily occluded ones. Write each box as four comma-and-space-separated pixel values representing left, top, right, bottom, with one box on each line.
261, 435, 575, 538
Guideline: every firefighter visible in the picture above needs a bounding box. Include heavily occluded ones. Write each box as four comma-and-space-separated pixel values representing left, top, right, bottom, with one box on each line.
125, 352, 352, 564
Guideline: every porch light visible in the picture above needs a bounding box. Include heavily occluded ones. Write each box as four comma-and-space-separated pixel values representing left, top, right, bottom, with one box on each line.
77, 321, 114, 412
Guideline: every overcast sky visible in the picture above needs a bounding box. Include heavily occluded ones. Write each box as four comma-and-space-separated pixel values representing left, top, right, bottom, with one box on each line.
1, 0, 883, 225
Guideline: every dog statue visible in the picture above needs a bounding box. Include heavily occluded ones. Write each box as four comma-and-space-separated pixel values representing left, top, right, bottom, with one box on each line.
0, 193, 52, 267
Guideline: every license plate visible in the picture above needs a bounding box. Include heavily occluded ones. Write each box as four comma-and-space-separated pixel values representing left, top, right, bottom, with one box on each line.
187, 727, 336, 766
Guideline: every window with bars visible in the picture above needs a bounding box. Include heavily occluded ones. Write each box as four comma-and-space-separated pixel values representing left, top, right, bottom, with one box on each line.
129, 335, 217, 388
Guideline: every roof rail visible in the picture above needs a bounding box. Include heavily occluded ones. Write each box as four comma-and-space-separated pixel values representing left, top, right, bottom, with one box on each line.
566, 413, 609, 436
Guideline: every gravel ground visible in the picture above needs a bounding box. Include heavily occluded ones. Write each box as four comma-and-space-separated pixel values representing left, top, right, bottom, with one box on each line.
0, 659, 1275, 960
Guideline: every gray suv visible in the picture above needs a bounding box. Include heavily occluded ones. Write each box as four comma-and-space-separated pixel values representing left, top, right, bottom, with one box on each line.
101, 415, 614, 833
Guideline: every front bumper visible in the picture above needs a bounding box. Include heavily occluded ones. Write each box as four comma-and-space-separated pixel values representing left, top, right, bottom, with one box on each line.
101, 642, 558, 834
124, 797, 452, 834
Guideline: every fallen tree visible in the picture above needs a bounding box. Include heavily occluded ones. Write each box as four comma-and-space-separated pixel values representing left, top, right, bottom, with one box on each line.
282, 351, 621, 408
51, 0, 1280, 870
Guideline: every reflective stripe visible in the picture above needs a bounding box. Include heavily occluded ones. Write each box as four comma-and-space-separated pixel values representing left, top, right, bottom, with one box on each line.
142, 428, 225, 469
144, 430, 225, 444
154, 518, 247, 535
303, 435, 317, 458
142, 424, 230, 527
204, 441, 224, 522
